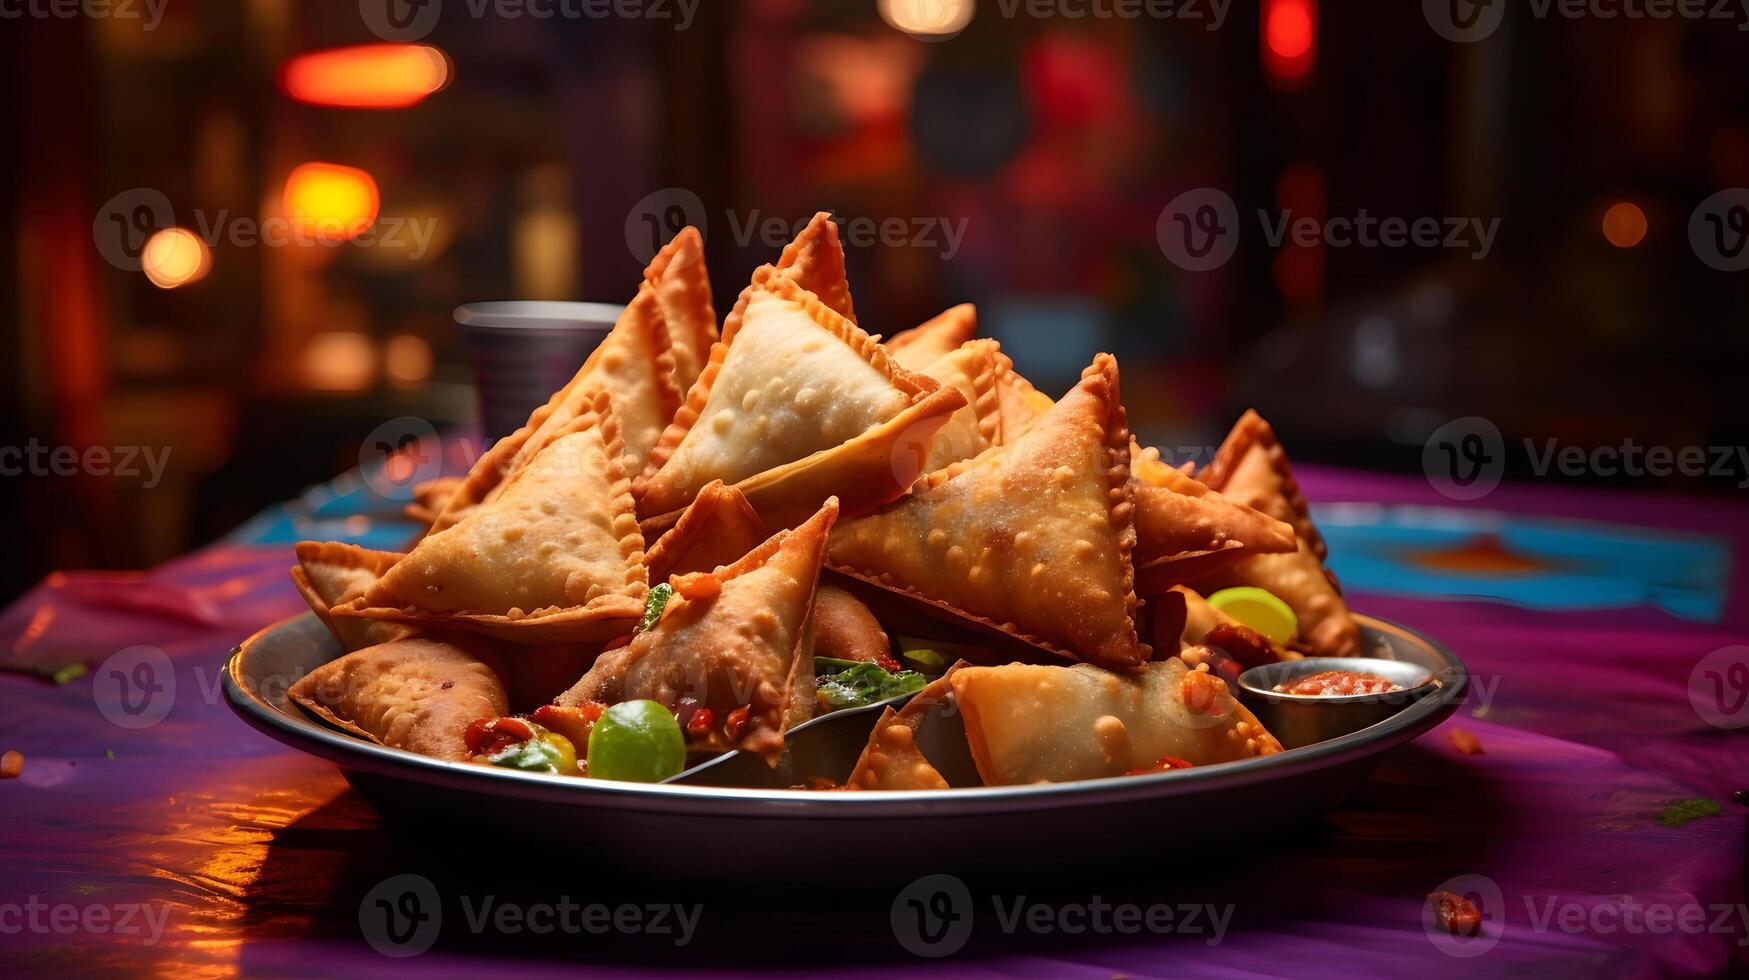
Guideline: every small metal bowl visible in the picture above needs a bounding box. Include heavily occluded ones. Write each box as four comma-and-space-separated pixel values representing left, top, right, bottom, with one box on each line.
1237, 657, 1443, 750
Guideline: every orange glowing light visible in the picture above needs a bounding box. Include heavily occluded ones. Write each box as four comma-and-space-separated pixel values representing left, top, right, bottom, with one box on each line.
1263, 0, 1316, 88
1602, 201, 1647, 248
281, 44, 451, 109
140, 228, 211, 289
302, 331, 376, 392
879, 0, 973, 37
283, 163, 380, 243
384, 334, 433, 389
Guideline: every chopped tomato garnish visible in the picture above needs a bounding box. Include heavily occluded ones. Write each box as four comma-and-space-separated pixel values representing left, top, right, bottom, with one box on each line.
530, 704, 598, 750
685, 707, 715, 738
876, 652, 902, 673
463, 716, 536, 756
1427, 891, 1483, 936
724, 705, 752, 742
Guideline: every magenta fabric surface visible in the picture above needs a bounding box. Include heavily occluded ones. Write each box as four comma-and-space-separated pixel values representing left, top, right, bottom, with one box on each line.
2, 467, 1746, 977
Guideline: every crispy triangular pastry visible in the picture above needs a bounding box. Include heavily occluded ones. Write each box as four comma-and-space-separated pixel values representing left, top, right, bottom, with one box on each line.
1195, 410, 1361, 657
290, 542, 418, 652
335, 391, 648, 643
428, 273, 686, 535
643, 480, 771, 583
992, 357, 1053, 442
644, 226, 717, 395
846, 665, 964, 791
826, 355, 1146, 668
888, 303, 976, 372
558, 498, 839, 762
634, 269, 965, 531
950, 659, 1281, 784
914, 339, 1005, 473
405, 476, 462, 526
773, 211, 856, 323
1130, 440, 1296, 594
290, 637, 509, 761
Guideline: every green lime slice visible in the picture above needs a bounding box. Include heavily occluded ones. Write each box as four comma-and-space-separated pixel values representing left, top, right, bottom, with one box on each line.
586, 700, 686, 783
1205, 587, 1299, 645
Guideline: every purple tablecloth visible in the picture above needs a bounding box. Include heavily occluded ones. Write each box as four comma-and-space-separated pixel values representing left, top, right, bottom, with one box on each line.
3, 467, 1746, 977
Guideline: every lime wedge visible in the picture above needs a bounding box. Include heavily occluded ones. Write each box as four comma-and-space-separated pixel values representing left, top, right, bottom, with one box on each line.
1205, 587, 1299, 645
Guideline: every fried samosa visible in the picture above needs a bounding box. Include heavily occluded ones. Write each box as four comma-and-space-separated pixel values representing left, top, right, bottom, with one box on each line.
845, 665, 964, 791
1195, 410, 1362, 657
1130, 440, 1297, 593
558, 498, 839, 761
826, 355, 1147, 669
950, 659, 1282, 785
634, 268, 964, 530
290, 541, 417, 652
642, 479, 771, 583
289, 637, 509, 761
913, 339, 1006, 474
887, 303, 976, 372
334, 392, 648, 643
643, 225, 717, 395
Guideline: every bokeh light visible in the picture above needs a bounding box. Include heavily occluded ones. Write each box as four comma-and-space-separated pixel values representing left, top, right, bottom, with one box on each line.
301, 331, 376, 392
1263, 0, 1317, 88
281, 44, 451, 109
879, 0, 973, 38
1602, 201, 1647, 248
283, 163, 380, 243
140, 228, 212, 289
384, 333, 433, 389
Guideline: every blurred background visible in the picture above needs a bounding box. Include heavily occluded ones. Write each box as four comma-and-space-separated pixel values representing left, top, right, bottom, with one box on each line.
2, 0, 1747, 604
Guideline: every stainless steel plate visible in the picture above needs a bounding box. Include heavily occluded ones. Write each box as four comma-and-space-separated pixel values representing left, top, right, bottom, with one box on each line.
223, 613, 1466, 882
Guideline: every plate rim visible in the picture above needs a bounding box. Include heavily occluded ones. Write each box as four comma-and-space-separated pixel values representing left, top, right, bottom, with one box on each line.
223, 612, 1467, 818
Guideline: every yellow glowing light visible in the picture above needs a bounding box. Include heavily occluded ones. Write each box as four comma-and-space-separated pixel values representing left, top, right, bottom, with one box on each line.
283, 163, 380, 243
1602, 201, 1647, 248
281, 44, 451, 109
302, 331, 376, 392
384, 333, 433, 389
879, 0, 973, 37
141, 228, 212, 289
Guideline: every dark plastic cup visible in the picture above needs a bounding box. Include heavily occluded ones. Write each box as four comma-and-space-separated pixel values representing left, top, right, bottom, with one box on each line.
453, 301, 620, 442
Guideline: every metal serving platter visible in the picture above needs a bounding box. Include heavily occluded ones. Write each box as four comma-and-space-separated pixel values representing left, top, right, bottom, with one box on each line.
224, 613, 1466, 883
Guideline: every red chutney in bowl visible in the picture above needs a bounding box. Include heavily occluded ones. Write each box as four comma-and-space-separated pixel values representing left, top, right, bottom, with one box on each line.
1274, 670, 1404, 697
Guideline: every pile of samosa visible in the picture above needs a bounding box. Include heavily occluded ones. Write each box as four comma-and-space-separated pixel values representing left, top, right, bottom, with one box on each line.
287, 214, 1364, 788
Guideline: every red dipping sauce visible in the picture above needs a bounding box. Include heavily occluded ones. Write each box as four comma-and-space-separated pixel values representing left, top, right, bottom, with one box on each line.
1275, 670, 1404, 696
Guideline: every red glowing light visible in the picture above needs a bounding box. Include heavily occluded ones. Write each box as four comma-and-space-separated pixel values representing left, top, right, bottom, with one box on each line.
1262, 0, 1316, 89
